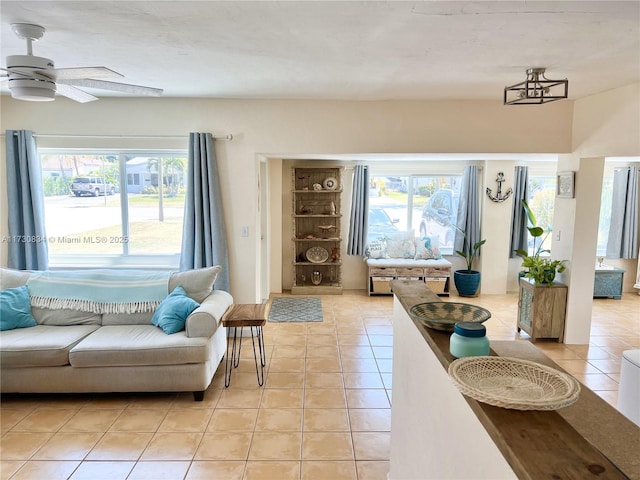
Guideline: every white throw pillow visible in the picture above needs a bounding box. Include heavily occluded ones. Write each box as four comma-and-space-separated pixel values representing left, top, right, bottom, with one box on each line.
415, 236, 443, 260
169, 266, 222, 302
385, 231, 416, 259
365, 239, 388, 259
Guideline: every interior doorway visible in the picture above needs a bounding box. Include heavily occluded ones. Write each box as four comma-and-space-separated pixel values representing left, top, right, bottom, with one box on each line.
259, 159, 269, 303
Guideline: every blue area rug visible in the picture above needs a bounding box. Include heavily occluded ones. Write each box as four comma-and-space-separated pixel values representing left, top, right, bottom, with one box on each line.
269, 297, 323, 322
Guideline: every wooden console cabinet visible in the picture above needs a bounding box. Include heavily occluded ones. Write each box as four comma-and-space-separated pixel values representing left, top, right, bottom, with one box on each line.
517, 277, 567, 342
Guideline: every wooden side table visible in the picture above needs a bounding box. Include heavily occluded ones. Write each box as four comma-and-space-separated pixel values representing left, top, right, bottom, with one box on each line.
221, 303, 269, 387
516, 278, 567, 342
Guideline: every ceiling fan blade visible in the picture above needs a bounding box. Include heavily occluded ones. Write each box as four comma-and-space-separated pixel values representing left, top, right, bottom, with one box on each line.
51, 67, 122, 80
55, 83, 99, 103
60, 78, 163, 96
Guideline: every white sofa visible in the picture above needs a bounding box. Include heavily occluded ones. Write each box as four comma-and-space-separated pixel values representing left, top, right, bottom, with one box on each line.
0, 266, 232, 401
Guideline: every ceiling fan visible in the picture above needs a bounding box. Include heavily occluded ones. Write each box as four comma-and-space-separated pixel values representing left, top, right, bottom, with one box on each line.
1, 23, 163, 103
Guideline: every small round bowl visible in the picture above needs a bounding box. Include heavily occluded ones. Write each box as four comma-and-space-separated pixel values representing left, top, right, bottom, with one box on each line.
408, 302, 491, 332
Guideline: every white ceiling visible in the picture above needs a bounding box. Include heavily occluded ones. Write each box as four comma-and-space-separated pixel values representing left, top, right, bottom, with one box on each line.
1, 1, 639, 101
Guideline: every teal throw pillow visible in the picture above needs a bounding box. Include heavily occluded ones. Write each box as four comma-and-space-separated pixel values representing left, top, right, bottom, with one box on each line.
0, 285, 37, 331
151, 286, 200, 334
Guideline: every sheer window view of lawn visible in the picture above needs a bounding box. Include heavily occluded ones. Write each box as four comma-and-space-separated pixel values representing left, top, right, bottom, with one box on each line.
41, 153, 186, 260
45, 195, 184, 255
527, 176, 557, 253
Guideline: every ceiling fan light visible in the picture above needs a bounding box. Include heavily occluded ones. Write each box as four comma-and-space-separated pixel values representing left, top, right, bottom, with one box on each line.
9, 78, 56, 101
6, 54, 54, 70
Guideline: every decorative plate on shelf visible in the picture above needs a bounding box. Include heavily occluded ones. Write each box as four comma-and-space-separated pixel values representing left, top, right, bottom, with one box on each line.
448, 356, 581, 411
322, 177, 338, 190
306, 246, 329, 263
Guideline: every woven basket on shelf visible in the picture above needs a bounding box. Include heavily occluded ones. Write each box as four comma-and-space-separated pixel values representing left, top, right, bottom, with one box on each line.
448, 356, 581, 411
409, 302, 491, 331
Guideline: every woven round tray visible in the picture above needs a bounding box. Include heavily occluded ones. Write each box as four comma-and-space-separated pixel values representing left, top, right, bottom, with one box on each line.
448, 356, 581, 410
408, 302, 491, 332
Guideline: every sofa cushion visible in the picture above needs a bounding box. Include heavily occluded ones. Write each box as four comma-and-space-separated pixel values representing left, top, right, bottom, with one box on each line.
0, 286, 37, 331
366, 258, 452, 268
68, 325, 210, 367
169, 266, 221, 303
31, 307, 102, 326
0, 267, 33, 289
101, 311, 153, 326
0, 324, 100, 367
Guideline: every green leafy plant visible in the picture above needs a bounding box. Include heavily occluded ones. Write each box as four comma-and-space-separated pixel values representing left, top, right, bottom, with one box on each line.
514, 200, 567, 285
454, 226, 486, 272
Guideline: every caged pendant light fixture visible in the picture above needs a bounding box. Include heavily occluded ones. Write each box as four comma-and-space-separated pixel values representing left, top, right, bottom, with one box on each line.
504, 68, 568, 105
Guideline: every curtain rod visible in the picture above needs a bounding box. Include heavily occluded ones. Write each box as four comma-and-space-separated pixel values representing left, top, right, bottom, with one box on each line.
4, 132, 233, 140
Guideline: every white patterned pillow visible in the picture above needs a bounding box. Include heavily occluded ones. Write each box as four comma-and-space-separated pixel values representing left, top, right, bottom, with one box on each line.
415, 236, 442, 260
385, 231, 416, 259
364, 239, 388, 259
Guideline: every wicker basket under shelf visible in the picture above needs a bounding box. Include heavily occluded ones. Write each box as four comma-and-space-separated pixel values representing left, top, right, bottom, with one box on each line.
448, 356, 581, 411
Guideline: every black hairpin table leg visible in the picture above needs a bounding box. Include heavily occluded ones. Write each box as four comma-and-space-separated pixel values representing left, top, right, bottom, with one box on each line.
221, 303, 270, 388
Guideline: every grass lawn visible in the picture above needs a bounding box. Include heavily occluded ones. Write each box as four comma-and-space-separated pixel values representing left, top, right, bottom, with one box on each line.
49, 218, 183, 255
128, 195, 185, 206
384, 191, 430, 208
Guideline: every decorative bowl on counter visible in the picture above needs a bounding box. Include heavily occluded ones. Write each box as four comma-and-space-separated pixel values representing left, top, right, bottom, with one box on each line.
448, 356, 581, 410
408, 302, 491, 332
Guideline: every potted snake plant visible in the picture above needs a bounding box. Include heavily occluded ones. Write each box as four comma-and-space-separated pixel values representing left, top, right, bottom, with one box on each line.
453, 227, 486, 297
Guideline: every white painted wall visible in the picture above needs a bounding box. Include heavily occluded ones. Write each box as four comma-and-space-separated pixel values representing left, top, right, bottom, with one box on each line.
0, 97, 573, 302
555, 83, 640, 343
1, 89, 636, 306
390, 296, 517, 479
480, 161, 516, 294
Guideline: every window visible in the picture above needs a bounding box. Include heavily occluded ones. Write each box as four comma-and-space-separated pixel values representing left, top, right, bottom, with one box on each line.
597, 161, 639, 256
368, 173, 462, 252
40, 150, 187, 267
526, 173, 556, 253
597, 170, 615, 256
127, 173, 140, 186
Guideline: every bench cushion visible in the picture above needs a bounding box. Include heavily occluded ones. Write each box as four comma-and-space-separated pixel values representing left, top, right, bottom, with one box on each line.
69, 325, 209, 367
0, 325, 100, 367
366, 258, 452, 268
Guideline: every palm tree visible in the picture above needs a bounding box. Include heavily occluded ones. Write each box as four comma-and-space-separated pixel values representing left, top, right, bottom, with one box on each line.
146, 157, 186, 221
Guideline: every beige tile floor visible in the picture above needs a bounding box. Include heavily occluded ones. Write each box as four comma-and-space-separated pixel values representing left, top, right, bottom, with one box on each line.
1, 290, 638, 480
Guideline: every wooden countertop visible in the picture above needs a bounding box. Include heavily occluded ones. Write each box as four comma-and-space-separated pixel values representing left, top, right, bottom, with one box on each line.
391, 279, 640, 480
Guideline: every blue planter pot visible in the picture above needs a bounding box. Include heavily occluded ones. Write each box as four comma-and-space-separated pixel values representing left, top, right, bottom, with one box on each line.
454, 270, 481, 297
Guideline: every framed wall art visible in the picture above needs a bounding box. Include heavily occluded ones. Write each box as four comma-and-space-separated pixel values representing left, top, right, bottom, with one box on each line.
556, 171, 575, 198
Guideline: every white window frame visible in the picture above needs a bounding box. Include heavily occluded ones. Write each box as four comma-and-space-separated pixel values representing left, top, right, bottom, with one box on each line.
597, 159, 640, 257
40, 148, 187, 270
520, 163, 558, 256
369, 162, 469, 254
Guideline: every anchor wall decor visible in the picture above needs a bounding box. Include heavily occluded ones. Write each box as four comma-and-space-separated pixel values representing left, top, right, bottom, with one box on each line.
486, 171, 513, 203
